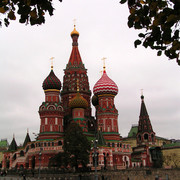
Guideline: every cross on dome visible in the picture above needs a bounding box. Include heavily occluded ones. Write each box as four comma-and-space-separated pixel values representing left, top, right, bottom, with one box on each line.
50, 57, 54, 70
101, 57, 107, 71
73, 18, 76, 27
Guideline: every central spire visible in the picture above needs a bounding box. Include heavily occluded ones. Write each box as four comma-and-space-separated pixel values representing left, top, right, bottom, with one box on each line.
66, 25, 85, 70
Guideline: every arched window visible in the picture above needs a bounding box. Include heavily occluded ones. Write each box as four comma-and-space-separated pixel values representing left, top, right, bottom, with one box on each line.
31, 143, 35, 148
20, 151, 24, 157
58, 141, 62, 146
112, 143, 115, 147
144, 134, 149, 140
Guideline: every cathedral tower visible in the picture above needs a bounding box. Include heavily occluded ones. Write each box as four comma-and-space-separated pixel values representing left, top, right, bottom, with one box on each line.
61, 26, 92, 127
136, 94, 156, 146
38, 63, 64, 140
93, 63, 120, 141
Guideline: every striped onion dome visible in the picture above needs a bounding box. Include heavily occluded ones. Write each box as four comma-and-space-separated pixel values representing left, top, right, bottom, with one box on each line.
93, 70, 118, 96
69, 92, 88, 109
43, 70, 61, 90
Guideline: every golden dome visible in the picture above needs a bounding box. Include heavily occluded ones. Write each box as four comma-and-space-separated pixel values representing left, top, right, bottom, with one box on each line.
69, 92, 88, 109
70, 26, 79, 37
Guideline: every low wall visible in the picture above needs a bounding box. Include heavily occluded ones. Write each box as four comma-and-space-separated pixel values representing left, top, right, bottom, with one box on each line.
4, 168, 180, 180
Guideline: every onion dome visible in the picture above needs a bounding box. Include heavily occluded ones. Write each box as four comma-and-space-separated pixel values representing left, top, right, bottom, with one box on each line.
43, 69, 61, 91
93, 70, 118, 96
70, 25, 79, 37
92, 94, 99, 106
69, 92, 88, 109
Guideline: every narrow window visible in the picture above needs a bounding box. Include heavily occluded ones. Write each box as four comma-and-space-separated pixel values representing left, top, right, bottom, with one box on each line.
45, 118, 48, 125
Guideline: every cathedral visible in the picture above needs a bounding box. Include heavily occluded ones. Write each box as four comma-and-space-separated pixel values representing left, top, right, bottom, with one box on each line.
2, 26, 159, 171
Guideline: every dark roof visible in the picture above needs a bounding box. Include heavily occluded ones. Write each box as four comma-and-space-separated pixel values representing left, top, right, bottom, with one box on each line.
23, 132, 31, 147
137, 95, 154, 134
140, 95, 148, 116
8, 137, 17, 151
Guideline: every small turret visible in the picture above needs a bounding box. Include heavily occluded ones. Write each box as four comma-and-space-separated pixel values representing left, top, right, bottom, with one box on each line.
8, 134, 17, 151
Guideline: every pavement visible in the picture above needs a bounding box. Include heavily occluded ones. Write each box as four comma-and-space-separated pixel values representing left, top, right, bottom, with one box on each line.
0, 176, 40, 180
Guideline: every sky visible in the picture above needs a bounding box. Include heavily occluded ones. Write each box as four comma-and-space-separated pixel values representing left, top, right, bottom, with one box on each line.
0, 0, 180, 145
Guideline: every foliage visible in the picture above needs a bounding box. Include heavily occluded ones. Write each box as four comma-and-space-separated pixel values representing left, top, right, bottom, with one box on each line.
0, 0, 62, 27
48, 152, 69, 169
120, 0, 180, 65
63, 123, 91, 172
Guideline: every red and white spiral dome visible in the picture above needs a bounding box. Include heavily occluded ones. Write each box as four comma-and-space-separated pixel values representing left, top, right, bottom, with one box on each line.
93, 70, 118, 96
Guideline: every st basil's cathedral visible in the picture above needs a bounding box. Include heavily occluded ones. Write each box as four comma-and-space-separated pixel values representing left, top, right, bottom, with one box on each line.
2, 26, 159, 170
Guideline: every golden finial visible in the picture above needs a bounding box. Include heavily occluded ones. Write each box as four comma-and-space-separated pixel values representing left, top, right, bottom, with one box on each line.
140, 89, 144, 100
13, 133, 15, 139
50, 57, 54, 70
71, 19, 79, 36
101, 57, 107, 71
77, 79, 79, 92
73, 18, 76, 27
27, 128, 29, 134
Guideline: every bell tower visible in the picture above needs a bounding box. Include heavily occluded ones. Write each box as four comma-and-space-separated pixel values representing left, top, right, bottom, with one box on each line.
136, 93, 156, 146
61, 26, 92, 128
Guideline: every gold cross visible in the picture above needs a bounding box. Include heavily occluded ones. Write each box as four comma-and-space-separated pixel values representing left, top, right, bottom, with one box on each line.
141, 89, 143, 96
73, 19, 76, 27
101, 57, 107, 71
50, 57, 54, 69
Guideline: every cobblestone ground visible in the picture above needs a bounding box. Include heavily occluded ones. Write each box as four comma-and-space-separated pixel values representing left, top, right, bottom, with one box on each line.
0, 176, 89, 180
0, 177, 69, 180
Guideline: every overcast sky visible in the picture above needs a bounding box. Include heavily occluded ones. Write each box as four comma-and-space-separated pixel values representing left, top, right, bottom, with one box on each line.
0, 0, 180, 145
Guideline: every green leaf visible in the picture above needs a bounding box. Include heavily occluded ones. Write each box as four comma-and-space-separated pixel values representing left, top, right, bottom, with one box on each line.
120, 0, 127, 4
157, 51, 162, 56
134, 39, 142, 48
128, 19, 134, 28
138, 33, 145, 38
